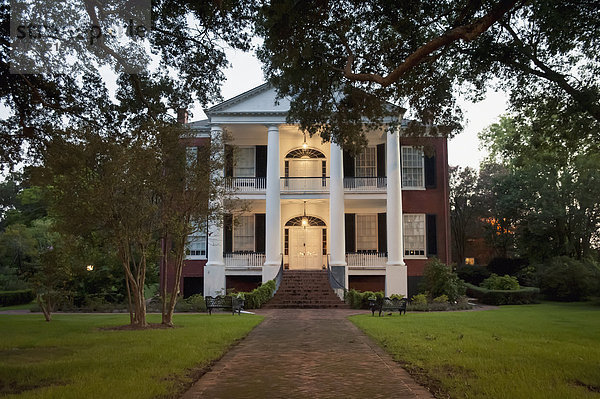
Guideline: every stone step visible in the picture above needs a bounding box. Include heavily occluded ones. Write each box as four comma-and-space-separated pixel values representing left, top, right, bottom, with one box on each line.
265, 269, 347, 309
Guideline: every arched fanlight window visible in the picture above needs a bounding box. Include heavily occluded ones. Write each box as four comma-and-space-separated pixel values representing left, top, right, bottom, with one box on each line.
285, 216, 326, 227
285, 148, 326, 159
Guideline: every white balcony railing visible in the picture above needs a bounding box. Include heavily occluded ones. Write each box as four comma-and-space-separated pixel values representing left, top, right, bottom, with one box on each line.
224, 253, 265, 267
343, 177, 387, 192
225, 177, 266, 193
345, 252, 388, 267
225, 176, 387, 194
281, 177, 329, 193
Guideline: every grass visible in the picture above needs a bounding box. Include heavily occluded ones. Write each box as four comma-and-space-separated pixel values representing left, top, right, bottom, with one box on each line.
0, 313, 262, 398
350, 302, 600, 399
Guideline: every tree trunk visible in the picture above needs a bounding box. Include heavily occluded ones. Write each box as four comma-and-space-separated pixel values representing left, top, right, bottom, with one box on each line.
162, 237, 185, 327
37, 294, 52, 322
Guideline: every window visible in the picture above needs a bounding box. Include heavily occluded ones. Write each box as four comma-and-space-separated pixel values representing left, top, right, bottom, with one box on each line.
186, 222, 207, 259
186, 146, 198, 166
402, 146, 424, 187
355, 147, 377, 177
234, 147, 255, 177
356, 214, 377, 251
234, 215, 254, 251
403, 214, 425, 256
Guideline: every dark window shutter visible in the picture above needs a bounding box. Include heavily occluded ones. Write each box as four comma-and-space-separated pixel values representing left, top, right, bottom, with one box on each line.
426, 214, 437, 256
376, 143, 386, 178
425, 154, 436, 188
345, 213, 356, 253
224, 214, 233, 253
224, 145, 234, 177
255, 146, 267, 178
343, 150, 355, 178
378, 213, 387, 254
255, 213, 265, 253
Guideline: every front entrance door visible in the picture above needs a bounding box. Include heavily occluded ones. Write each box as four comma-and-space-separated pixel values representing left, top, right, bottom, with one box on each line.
289, 227, 323, 269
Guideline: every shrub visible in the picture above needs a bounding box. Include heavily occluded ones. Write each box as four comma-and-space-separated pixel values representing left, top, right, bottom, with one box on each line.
487, 257, 529, 276
344, 289, 384, 309
537, 256, 598, 301
241, 279, 276, 309
456, 264, 491, 285
175, 294, 207, 312
0, 290, 35, 307
411, 293, 428, 305
465, 283, 539, 305
432, 294, 449, 303
421, 258, 466, 301
481, 274, 520, 290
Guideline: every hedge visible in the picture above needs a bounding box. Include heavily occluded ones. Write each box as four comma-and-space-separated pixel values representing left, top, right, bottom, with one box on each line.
465, 283, 539, 305
0, 290, 35, 307
240, 279, 276, 309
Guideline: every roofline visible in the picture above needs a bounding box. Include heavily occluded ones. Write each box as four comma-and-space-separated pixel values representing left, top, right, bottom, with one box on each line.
205, 82, 272, 116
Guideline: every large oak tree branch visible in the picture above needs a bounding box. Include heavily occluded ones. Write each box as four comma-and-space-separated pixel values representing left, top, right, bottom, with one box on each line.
500, 22, 600, 122
341, 0, 521, 86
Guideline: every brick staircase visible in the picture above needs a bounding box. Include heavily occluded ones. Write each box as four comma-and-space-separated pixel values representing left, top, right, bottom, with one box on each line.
263, 270, 349, 309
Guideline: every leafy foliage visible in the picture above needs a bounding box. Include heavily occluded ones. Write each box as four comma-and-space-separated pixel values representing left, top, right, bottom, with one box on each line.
257, 0, 600, 150
0, 289, 34, 306
420, 258, 466, 301
480, 274, 520, 290
465, 283, 539, 305
536, 256, 600, 302
456, 264, 491, 286
344, 289, 384, 309
240, 279, 276, 309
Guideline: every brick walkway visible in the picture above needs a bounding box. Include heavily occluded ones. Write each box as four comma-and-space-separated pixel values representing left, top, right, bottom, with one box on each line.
181, 309, 433, 399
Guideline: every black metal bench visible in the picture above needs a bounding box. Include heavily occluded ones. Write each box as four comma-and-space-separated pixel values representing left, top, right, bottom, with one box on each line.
370, 297, 407, 316
205, 295, 244, 315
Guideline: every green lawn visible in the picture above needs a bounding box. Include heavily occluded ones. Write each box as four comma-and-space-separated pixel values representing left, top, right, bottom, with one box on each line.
350, 302, 600, 399
0, 313, 262, 398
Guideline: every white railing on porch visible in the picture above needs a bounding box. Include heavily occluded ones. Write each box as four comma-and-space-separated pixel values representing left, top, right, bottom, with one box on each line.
281, 177, 329, 193
343, 177, 387, 192
224, 253, 265, 267
345, 252, 388, 267
225, 177, 266, 193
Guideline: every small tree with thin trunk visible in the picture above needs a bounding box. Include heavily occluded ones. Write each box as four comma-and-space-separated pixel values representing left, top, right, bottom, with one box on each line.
43, 122, 234, 327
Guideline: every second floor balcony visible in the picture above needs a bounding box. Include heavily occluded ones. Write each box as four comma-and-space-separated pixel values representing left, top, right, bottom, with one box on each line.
225, 176, 387, 194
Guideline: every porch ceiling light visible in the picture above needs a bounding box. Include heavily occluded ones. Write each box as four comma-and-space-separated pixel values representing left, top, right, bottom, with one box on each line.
302, 132, 308, 149
302, 200, 308, 227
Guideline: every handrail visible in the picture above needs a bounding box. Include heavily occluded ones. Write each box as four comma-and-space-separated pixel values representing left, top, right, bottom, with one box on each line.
326, 254, 347, 300
274, 253, 284, 294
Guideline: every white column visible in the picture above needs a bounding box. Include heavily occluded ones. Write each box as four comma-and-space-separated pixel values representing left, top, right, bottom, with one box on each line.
205, 125, 225, 296
329, 142, 346, 266
386, 125, 407, 296
263, 125, 281, 282
329, 142, 347, 292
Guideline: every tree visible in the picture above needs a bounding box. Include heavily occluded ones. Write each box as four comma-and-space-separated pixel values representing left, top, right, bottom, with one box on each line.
478, 107, 600, 262
41, 123, 230, 327
1, 0, 257, 167
449, 166, 481, 265
256, 0, 600, 148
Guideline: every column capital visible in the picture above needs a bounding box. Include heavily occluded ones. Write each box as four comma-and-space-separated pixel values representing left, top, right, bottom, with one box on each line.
266, 124, 280, 132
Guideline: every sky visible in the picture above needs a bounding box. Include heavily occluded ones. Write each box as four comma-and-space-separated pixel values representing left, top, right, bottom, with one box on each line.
190, 48, 510, 170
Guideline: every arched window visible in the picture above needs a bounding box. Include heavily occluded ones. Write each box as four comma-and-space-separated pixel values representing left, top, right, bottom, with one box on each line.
285, 216, 326, 227
285, 148, 325, 159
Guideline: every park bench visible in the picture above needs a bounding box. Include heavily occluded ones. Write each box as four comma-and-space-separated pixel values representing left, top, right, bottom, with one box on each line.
369, 297, 407, 316
205, 295, 244, 315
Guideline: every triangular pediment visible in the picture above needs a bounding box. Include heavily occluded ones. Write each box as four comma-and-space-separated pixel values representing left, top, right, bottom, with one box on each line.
206, 83, 290, 116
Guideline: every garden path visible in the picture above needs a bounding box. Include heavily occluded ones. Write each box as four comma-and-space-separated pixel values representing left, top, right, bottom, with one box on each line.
181, 308, 433, 399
